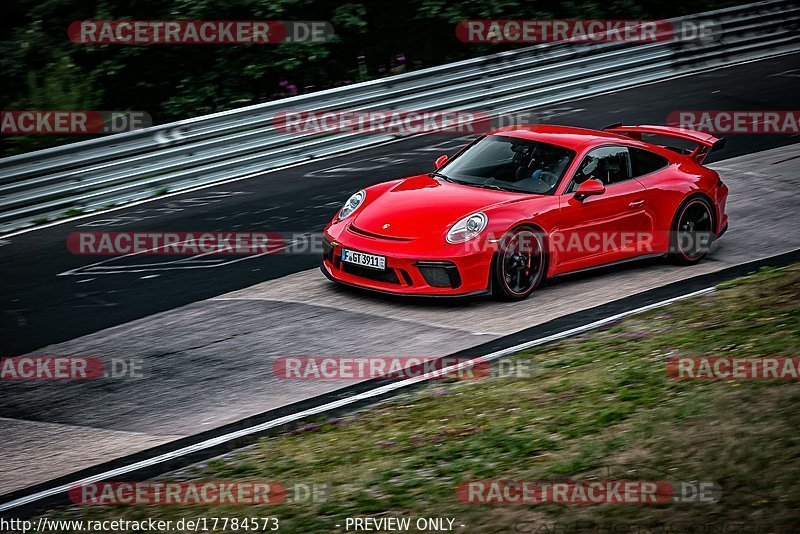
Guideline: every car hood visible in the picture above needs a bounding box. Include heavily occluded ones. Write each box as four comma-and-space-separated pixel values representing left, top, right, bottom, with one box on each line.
352, 175, 529, 239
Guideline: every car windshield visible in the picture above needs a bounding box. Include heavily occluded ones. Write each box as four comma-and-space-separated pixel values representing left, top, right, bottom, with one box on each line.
436, 135, 575, 194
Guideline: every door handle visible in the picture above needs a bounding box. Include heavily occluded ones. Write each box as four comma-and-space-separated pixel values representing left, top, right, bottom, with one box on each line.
628, 199, 645, 208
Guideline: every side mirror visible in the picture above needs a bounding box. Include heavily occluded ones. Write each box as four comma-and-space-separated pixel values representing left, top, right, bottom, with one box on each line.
573, 179, 605, 201
434, 154, 448, 169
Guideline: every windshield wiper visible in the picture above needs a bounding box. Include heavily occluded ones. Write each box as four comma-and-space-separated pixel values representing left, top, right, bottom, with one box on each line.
473, 182, 528, 193
433, 173, 528, 193
495, 185, 530, 193
431, 171, 466, 184
471, 183, 503, 190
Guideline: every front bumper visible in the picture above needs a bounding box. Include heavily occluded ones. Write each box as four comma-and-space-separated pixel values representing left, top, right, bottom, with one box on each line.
320, 224, 493, 296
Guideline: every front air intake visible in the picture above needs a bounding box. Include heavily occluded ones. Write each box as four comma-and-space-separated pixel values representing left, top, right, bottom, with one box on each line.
415, 261, 461, 288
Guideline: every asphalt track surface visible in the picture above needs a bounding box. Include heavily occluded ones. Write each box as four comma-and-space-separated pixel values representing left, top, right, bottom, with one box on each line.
0, 54, 799, 495
1, 54, 799, 355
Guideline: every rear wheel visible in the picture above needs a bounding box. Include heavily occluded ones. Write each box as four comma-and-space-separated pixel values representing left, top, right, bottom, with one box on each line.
492, 227, 546, 301
668, 197, 714, 265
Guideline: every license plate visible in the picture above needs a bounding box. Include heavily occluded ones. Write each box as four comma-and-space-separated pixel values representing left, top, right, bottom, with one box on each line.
341, 248, 386, 270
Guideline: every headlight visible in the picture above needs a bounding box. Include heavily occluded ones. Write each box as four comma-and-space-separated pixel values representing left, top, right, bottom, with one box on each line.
446, 212, 488, 243
337, 190, 366, 220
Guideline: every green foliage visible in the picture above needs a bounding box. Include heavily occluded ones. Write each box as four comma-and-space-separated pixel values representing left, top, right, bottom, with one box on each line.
1, 0, 744, 155
25, 56, 100, 109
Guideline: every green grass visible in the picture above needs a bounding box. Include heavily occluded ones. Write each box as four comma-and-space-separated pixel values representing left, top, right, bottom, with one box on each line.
42, 265, 800, 532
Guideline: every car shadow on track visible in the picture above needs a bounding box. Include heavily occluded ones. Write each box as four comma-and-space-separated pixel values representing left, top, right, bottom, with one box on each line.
322, 253, 713, 309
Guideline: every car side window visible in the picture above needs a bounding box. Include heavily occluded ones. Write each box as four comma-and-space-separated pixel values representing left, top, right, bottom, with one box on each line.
568, 146, 632, 192
629, 147, 670, 177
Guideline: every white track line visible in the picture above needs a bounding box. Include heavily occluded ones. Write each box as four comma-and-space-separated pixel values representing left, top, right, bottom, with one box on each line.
0, 285, 715, 512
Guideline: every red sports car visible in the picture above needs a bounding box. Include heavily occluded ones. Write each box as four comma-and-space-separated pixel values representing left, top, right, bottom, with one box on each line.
321, 124, 729, 300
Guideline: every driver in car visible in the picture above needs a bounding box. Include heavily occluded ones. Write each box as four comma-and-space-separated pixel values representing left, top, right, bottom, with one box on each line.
513, 146, 571, 193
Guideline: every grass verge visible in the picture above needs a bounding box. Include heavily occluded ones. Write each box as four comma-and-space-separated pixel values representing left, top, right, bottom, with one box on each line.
43, 265, 800, 532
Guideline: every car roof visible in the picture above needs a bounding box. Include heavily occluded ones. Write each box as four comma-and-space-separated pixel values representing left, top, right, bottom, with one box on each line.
488, 124, 628, 152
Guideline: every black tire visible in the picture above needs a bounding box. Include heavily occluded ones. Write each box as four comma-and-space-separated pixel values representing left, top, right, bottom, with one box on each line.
492, 226, 547, 301
668, 196, 715, 265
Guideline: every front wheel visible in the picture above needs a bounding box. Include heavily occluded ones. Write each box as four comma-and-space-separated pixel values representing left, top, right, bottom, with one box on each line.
492, 227, 546, 301
668, 197, 714, 265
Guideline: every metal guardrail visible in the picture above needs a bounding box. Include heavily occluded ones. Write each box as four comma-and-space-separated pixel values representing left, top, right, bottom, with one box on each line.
1, 0, 798, 233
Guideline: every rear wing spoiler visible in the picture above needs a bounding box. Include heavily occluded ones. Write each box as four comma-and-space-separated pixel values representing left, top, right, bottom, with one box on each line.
602, 123, 726, 163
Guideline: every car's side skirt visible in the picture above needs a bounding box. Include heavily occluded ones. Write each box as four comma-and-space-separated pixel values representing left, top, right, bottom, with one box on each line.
547, 253, 668, 280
